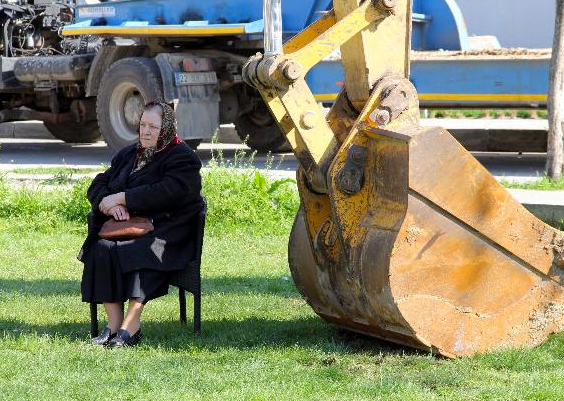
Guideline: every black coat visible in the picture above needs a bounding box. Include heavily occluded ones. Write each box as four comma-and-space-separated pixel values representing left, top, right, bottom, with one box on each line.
78, 142, 204, 273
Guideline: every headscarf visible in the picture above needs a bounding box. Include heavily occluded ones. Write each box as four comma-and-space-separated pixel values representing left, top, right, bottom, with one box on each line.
131, 101, 182, 173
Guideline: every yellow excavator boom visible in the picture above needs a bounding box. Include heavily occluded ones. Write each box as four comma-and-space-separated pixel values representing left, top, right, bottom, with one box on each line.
243, 0, 564, 357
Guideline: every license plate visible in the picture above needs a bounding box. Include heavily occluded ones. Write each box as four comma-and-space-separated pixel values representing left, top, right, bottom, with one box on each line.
174, 72, 217, 86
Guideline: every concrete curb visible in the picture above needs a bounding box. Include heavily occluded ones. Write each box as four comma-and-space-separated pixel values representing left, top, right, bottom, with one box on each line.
523, 204, 564, 226
508, 188, 564, 225
0, 121, 54, 139
211, 124, 240, 144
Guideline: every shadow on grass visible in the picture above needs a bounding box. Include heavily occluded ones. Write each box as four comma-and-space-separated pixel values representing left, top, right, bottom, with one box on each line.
202, 275, 299, 298
0, 315, 421, 358
0, 278, 79, 296
0, 276, 301, 298
146, 318, 422, 358
0, 278, 423, 357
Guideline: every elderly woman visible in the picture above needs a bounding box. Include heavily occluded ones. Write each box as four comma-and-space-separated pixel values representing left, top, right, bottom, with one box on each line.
78, 101, 203, 348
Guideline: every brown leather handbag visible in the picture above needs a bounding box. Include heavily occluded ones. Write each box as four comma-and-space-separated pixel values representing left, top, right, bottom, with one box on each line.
98, 217, 154, 241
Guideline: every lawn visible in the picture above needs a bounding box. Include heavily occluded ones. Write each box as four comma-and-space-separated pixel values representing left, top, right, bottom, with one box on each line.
424, 109, 548, 119
500, 175, 564, 191
2, 169, 564, 400
3, 222, 564, 400
11, 167, 106, 175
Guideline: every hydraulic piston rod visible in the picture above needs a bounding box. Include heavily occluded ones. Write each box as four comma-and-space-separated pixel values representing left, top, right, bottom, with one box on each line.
263, 0, 283, 56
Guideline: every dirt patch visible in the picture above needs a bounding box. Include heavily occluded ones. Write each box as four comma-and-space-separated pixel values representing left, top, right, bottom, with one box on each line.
528, 300, 564, 346
323, 48, 552, 62
406, 225, 423, 245
412, 48, 552, 61
544, 232, 564, 268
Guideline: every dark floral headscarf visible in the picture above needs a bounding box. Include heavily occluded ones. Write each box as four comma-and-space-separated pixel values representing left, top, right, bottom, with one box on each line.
131, 101, 182, 173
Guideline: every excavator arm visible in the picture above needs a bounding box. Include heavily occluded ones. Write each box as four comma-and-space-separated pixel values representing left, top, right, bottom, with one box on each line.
243, 0, 564, 357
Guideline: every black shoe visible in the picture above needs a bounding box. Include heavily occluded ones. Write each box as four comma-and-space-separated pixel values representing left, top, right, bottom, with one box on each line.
91, 326, 117, 346
107, 328, 142, 348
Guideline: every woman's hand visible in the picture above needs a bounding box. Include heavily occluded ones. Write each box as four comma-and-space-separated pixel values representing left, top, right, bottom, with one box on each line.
99, 192, 126, 215
108, 205, 130, 221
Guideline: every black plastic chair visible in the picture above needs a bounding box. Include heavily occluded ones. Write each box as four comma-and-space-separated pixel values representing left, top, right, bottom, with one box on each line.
89, 202, 207, 337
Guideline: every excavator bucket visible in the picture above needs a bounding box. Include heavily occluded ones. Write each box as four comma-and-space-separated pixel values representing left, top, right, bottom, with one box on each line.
290, 120, 564, 357
245, 0, 564, 356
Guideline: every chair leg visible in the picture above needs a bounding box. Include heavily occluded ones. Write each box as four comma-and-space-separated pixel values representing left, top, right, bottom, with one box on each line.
179, 289, 187, 324
89, 303, 98, 338
194, 291, 201, 334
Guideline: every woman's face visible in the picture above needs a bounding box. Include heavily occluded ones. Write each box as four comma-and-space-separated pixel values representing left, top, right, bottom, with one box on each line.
139, 109, 162, 148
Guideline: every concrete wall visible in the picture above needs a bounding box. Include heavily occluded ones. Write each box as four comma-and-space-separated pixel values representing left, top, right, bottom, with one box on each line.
456, 0, 555, 48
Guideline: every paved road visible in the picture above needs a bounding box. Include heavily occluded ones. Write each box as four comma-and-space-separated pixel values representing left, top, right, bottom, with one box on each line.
0, 137, 547, 183
0, 118, 551, 182
0, 139, 297, 170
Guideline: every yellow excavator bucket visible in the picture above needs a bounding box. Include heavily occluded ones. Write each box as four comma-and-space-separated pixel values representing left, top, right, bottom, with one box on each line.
246, 0, 564, 357
290, 121, 564, 357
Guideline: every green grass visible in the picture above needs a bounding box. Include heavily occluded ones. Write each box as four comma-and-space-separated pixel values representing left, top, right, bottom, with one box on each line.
0, 165, 300, 236
461, 109, 487, 119
488, 110, 501, 119
516, 110, 532, 119
12, 167, 106, 175
201, 165, 298, 236
538, 110, 548, 119
500, 175, 564, 191
3, 169, 564, 399
429, 110, 449, 118
422, 109, 548, 120
3, 220, 564, 399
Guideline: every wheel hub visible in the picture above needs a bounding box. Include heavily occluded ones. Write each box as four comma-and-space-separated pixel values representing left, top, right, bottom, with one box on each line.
109, 82, 145, 141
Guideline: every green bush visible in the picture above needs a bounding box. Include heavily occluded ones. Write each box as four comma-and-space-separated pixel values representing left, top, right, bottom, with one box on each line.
461, 109, 486, 119
538, 110, 548, 119
432, 110, 445, 118
500, 175, 564, 191
488, 110, 501, 119
0, 166, 300, 235
516, 110, 532, 119
0, 181, 63, 230
55, 177, 93, 222
202, 167, 299, 236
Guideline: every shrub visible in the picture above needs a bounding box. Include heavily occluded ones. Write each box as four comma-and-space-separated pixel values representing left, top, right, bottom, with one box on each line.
56, 177, 92, 222
538, 110, 548, 119
0, 165, 300, 236
202, 168, 298, 236
516, 110, 532, 119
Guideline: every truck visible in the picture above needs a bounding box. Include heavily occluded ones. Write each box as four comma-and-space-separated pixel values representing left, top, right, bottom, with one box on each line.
0, 0, 553, 153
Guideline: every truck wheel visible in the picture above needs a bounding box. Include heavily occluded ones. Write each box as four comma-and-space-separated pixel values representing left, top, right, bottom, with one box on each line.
234, 107, 291, 153
96, 57, 164, 153
44, 121, 101, 143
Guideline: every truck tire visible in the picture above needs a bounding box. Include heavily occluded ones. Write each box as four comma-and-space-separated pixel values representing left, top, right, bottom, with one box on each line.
96, 57, 164, 153
44, 121, 101, 143
234, 107, 291, 153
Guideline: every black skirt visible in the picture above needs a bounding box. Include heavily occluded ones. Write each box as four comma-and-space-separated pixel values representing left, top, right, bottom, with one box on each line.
81, 239, 171, 305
